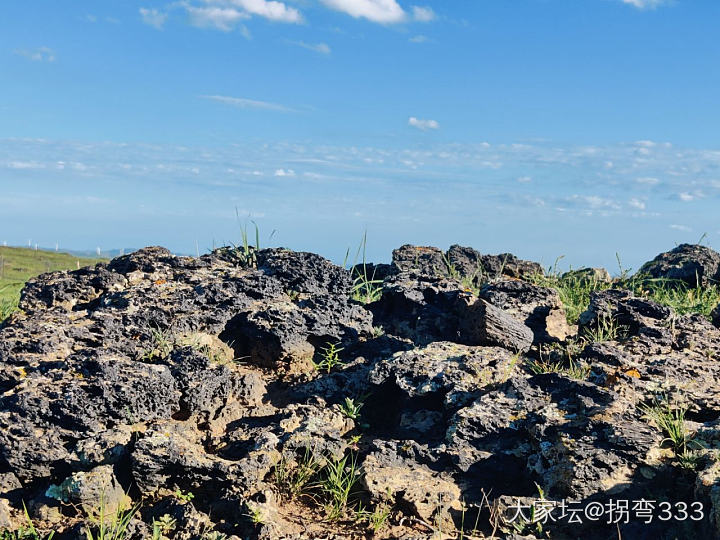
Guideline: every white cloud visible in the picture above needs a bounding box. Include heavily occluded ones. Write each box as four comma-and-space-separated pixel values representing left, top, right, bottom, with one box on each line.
574, 195, 621, 210
635, 176, 660, 185
670, 224, 692, 232
517, 176, 532, 183
621, 0, 670, 9
628, 198, 646, 210
13, 47, 55, 62
635, 140, 657, 147
409, 35, 428, 43
7, 161, 45, 170
139, 8, 168, 29
183, 0, 301, 30
222, 0, 303, 23
411, 5, 435, 22
186, 6, 249, 31
320, 0, 406, 24
408, 117, 439, 131
290, 41, 331, 54
202, 95, 293, 112
274, 168, 295, 176
678, 192, 695, 201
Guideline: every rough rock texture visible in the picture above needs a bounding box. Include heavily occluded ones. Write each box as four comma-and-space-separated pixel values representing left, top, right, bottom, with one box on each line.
460, 299, 534, 352
446, 244, 544, 281
391, 244, 448, 276
369, 273, 470, 344
480, 280, 572, 343
391, 244, 544, 282
1, 243, 720, 539
638, 243, 720, 287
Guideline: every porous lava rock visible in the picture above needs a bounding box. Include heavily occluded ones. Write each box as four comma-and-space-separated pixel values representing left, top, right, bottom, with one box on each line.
0, 244, 719, 539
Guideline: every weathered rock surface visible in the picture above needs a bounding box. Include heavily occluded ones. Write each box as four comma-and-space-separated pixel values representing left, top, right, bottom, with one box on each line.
1, 243, 719, 539
392, 244, 544, 282
460, 299, 534, 352
638, 243, 720, 287
480, 280, 572, 343
446, 244, 543, 281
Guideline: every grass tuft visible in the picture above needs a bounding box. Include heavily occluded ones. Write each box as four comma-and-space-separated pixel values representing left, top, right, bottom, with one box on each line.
623, 275, 720, 318
314, 453, 362, 521
640, 396, 705, 467
527, 257, 611, 324
84, 499, 139, 540
347, 232, 383, 304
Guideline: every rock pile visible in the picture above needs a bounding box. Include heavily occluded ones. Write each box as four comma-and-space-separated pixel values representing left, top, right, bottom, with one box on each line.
1, 243, 720, 539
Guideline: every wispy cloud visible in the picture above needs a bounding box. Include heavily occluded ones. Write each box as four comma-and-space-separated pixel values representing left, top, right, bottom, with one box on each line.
7, 161, 46, 170
620, 0, 671, 9
228, 0, 302, 23
628, 197, 646, 210
408, 117, 439, 131
670, 224, 692, 232
411, 5, 435, 22
139, 7, 168, 29
320, 0, 406, 24
409, 35, 429, 43
185, 6, 249, 31
201, 94, 294, 112
184, 0, 302, 28
289, 41, 331, 54
13, 47, 55, 62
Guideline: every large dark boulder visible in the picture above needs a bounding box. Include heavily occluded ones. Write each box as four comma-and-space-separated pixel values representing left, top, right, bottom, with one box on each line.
638, 243, 720, 287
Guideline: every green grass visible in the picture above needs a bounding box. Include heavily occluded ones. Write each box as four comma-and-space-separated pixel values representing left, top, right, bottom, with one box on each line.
528, 259, 612, 324
0, 246, 105, 322
623, 276, 720, 318
84, 500, 139, 540
346, 232, 383, 305
528, 339, 590, 380
528, 256, 720, 325
272, 450, 322, 498
314, 453, 362, 520
640, 396, 705, 469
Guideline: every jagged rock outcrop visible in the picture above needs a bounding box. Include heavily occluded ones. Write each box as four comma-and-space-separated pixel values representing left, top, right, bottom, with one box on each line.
1, 243, 719, 539
638, 243, 720, 287
391, 244, 543, 282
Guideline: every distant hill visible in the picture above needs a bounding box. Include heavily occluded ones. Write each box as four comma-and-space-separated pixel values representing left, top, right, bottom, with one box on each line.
62, 247, 137, 258
0, 246, 106, 321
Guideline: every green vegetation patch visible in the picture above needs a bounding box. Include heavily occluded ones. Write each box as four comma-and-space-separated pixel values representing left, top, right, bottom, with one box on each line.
0, 247, 105, 322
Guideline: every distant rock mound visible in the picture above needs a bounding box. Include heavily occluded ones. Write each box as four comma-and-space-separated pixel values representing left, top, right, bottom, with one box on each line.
638, 243, 720, 287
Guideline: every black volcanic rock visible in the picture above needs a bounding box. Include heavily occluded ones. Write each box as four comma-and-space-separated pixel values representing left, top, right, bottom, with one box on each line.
0, 244, 719, 539
638, 243, 720, 287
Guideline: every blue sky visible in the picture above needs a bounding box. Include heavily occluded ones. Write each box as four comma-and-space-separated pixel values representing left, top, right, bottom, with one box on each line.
2, 0, 719, 271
